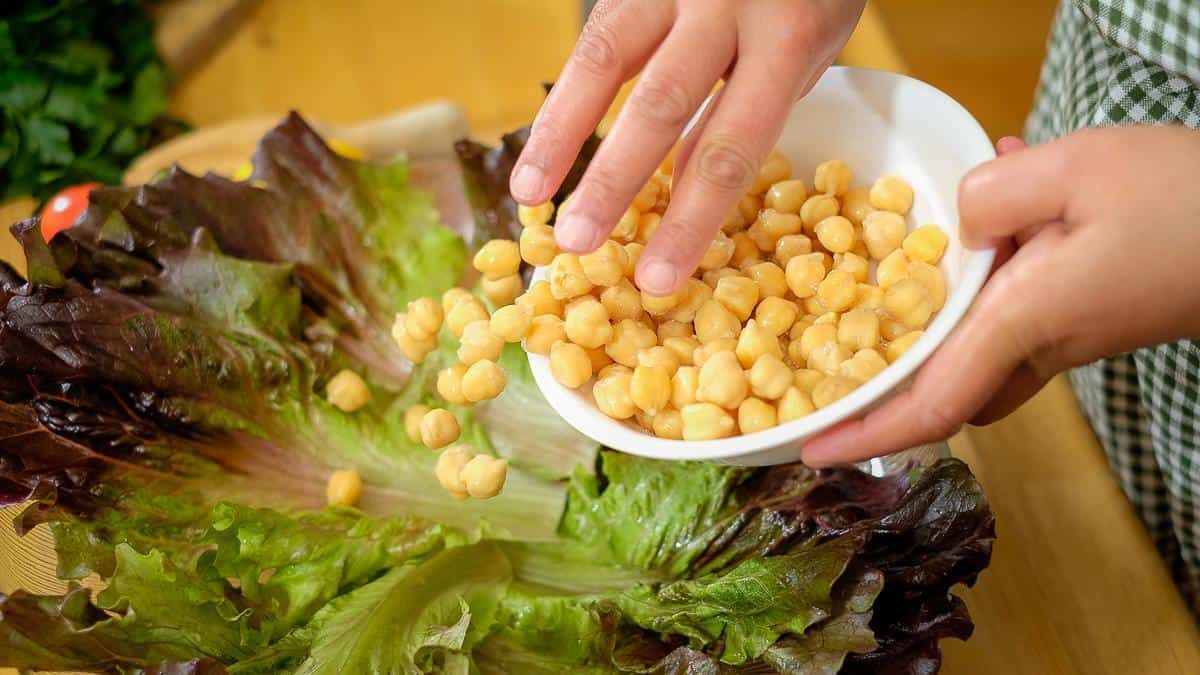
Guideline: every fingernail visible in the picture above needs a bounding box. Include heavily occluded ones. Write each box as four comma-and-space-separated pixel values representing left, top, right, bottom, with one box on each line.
638, 257, 679, 296
510, 163, 545, 202
555, 213, 603, 253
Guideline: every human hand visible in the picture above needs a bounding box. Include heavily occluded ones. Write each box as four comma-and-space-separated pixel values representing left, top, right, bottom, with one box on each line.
509, 0, 866, 295
803, 125, 1200, 466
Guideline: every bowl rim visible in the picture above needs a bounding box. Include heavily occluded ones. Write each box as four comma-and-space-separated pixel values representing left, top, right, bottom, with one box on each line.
528, 65, 997, 462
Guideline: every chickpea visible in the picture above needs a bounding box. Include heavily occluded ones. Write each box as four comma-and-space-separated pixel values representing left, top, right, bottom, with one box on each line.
774, 234, 813, 267
404, 404, 430, 442
665, 279, 713, 323
817, 269, 857, 312
563, 297, 613, 349
777, 387, 816, 423
474, 239, 521, 280
765, 178, 808, 213
611, 207, 641, 242
799, 194, 840, 232
883, 278, 934, 329
483, 274, 523, 307
638, 346, 681, 375
606, 319, 658, 367
548, 253, 594, 299
812, 375, 860, 409
696, 351, 749, 409
737, 193, 763, 226
651, 408, 684, 439
876, 250, 911, 289
671, 366, 700, 409
793, 368, 826, 394
703, 266, 742, 288
748, 353, 793, 400
903, 225, 948, 264
600, 278, 644, 322
735, 319, 783, 368
880, 317, 910, 342
738, 397, 778, 433
656, 320, 691, 341
524, 315, 567, 355
585, 345, 613, 372
835, 251, 869, 284
700, 232, 736, 270
442, 287, 473, 315
750, 149, 791, 194
640, 287, 682, 317
838, 307, 880, 351
662, 336, 700, 366
755, 296, 798, 337
550, 341, 593, 389
785, 253, 826, 298
693, 338, 738, 367
815, 216, 856, 254
790, 315, 816, 341
802, 295, 827, 316
421, 408, 461, 449
580, 240, 628, 287
518, 201, 554, 227
713, 276, 760, 322
404, 297, 443, 341
862, 211, 908, 261
808, 341, 853, 376
907, 261, 947, 311
437, 364, 469, 404
840, 348, 888, 383
460, 454, 509, 499
633, 180, 660, 212
886, 330, 924, 363
519, 223, 558, 265
869, 175, 915, 214
631, 365, 672, 415
681, 403, 737, 440
435, 445, 475, 500
593, 371, 637, 419
326, 468, 363, 507
813, 159, 853, 196
760, 209, 804, 241
798, 323, 838, 362
855, 283, 885, 311
392, 317, 437, 363
840, 187, 875, 226
490, 304, 533, 342
597, 363, 632, 381
446, 297, 490, 338
462, 359, 507, 402
850, 239, 871, 260
636, 212, 662, 243
516, 280, 564, 317
459, 319, 504, 365
694, 299, 742, 343
814, 311, 839, 326
326, 369, 371, 412
624, 242, 644, 278
730, 231, 761, 268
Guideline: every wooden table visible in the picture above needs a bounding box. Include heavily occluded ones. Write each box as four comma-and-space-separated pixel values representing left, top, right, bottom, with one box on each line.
3, 2, 1198, 673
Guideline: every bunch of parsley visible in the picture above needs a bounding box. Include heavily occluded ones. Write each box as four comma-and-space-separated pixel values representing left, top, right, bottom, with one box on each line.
0, 0, 180, 203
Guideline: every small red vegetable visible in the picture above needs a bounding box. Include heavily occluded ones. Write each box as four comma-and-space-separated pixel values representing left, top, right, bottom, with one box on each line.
39, 182, 100, 241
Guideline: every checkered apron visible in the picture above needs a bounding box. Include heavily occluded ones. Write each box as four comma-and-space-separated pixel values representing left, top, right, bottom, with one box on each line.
1026, 0, 1200, 614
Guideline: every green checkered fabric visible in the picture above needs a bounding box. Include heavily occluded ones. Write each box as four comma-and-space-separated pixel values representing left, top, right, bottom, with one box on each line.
1027, 0, 1200, 615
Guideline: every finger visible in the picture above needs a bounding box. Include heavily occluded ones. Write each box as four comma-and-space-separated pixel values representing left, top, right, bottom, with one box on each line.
510, 0, 673, 205
556, 13, 736, 253
636, 59, 805, 294
969, 362, 1051, 425
671, 82, 725, 184
958, 136, 1072, 249
995, 136, 1027, 155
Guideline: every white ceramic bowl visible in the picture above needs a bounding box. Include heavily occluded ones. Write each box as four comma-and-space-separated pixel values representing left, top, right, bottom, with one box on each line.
528, 66, 996, 466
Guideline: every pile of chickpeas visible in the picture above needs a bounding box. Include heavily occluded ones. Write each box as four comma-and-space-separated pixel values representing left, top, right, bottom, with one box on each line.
507, 151, 946, 442
336, 150, 949, 500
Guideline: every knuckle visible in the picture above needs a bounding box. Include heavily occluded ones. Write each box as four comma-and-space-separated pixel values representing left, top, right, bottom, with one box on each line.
694, 136, 756, 191
580, 165, 623, 206
918, 402, 963, 441
630, 76, 696, 129
574, 21, 621, 76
